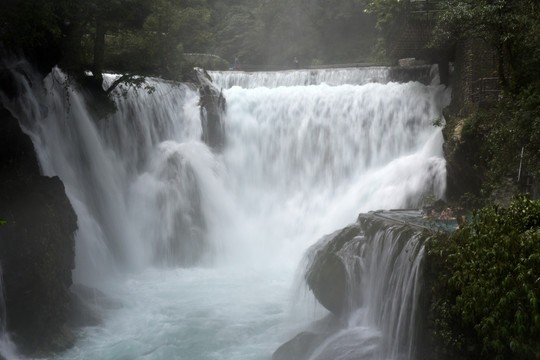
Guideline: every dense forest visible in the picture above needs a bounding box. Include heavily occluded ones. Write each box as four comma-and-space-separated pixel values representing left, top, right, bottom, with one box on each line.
0, 0, 378, 82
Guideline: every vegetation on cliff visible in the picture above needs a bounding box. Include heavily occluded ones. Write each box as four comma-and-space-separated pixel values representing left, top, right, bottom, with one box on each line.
426, 195, 540, 359
442, 92, 540, 205
432, 0, 540, 203
431, 0, 539, 89
427, 3, 540, 351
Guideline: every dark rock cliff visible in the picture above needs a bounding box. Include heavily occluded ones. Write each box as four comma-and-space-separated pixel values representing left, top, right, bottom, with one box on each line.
0, 105, 77, 356
186, 68, 226, 150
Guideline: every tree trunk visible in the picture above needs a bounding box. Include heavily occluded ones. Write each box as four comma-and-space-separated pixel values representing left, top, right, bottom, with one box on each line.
93, 19, 106, 84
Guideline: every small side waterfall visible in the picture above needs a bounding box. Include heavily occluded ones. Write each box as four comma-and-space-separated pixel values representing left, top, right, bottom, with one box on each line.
0, 264, 20, 360
280, 211, 428, 360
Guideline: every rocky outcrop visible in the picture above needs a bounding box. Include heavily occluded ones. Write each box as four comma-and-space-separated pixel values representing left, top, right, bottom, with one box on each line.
276, 211, 434, 360
273, 315, 343, 360
186, 68, 226, 150
304, 226, 361, 317
0, 106, 77, 356
305, 213, 422, 317
441, 39, 504, 204
441, 112, 485, 202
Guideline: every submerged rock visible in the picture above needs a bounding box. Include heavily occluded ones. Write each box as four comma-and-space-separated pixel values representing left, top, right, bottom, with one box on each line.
273, 332, 327, 360
273, 315, 343, 360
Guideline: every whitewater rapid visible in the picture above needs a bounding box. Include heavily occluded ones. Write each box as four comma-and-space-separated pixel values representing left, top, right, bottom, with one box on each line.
3, 64, 449, 360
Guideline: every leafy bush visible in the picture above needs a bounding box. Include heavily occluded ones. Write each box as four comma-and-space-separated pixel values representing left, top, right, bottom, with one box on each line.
427, 195, 540, 359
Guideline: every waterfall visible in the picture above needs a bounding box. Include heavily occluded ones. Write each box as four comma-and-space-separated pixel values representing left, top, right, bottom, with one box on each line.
208, 65, 437, 90
298, 212, 428, 360
209, 67, 391, 89
1, 60, 450, 359
213, 70, 447, 264
0, 264, 21, 360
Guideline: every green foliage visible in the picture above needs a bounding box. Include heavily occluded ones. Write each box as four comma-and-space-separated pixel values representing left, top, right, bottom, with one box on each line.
0, 219, 6, 225
365, 0, 404, 33
443, 82, 540, 201
2, 0, 379, 77
98, 0, 211, 80
431, 0, 540, 88
513, 86, 540, 179
431, 117, 443, 127
208, 0, 377, 66
210, 3, 261, 63
364, 0, 406, 61
1, 0, 213, 82
0, 0, 63, 49
427, 195, 540, 359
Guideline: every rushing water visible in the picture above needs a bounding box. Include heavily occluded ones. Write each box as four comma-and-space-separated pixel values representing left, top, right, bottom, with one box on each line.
0, 264, 21, 360
209, 67, 392, 89
2, 62, 449, 360
302, 212, 428, 360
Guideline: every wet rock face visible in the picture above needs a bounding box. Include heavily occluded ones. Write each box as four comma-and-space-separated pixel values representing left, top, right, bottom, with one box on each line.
441, 110, 484, 202
199, 84, 226, 150
0, 108, 77, 356
306, 252, 347, 315
187, 68, 226, 150
304, 225, 363, 317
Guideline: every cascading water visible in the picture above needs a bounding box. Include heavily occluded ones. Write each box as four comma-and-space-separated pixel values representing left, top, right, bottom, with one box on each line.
2, 61, 449, 359
209, 67, 391, 89
299, 212, 429, 360
0, 264, 20, 360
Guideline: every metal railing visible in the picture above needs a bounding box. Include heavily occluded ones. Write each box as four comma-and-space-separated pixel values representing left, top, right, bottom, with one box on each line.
385, 0, 444, 58
471, 77, 501, 102
407, 0, 444, 22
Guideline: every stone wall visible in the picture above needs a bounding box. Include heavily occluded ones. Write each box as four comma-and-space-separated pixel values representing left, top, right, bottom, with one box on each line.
447, 39, 498, 115
443, 39, 499, 202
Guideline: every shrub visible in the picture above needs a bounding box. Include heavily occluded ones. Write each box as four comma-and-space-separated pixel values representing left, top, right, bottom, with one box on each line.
427, 195, 540, 359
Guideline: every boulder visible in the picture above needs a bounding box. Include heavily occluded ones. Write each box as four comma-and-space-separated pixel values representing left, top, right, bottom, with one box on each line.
273, 315, 343, 360
186, 68, 226, 150
0, 107, 77, 356
304, 225, 362, 316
